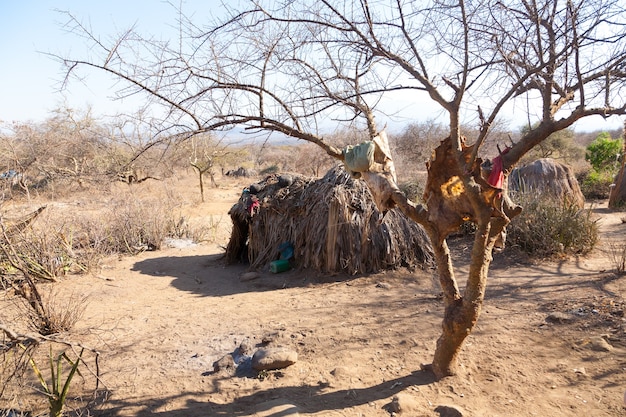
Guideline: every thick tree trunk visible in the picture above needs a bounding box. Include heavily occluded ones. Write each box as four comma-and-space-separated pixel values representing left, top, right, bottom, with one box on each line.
355, 133, 514, 380
609, 163, 626, 208
609, 132, 626, 208
432, 298, 472, 378
431, 219, 494, 379
198, 171, 205, 202
430, 238, 463, 378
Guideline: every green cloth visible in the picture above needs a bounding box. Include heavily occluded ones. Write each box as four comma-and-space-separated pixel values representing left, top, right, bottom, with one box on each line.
343, 141, 375, 178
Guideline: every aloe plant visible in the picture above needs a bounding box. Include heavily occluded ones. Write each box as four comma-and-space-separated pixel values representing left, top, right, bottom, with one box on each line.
27, 346, 85, 417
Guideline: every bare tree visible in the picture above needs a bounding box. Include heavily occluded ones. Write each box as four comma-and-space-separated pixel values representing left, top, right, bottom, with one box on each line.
186, 133, 239, 201
0, 107, 111, 197
58, 0, 626, 379
293, 142, 335, 176
392, 120, 448, 179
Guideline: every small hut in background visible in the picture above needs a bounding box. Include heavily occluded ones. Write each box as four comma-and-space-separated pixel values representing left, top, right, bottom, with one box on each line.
508, 158, 585, 208
226, 165, 433, 275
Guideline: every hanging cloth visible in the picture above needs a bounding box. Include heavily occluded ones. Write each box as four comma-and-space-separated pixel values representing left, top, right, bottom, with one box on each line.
343, 141, 375, 178
488, 147, 511, 189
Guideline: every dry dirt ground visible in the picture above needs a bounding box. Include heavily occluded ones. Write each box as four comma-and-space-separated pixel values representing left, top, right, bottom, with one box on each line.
2, 172, 626, 416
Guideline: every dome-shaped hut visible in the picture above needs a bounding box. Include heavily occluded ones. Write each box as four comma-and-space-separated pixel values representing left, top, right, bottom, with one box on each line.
226, 165, 433, 275
508, 158, 585, 208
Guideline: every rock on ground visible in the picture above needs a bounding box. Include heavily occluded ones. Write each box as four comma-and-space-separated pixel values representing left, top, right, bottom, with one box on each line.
434, 405, 464, 417
251, 347, 298, 371
545, 312, 576, 323
387, 393, 420, 414
212, 353, 235, 375
582, 335, 613, 352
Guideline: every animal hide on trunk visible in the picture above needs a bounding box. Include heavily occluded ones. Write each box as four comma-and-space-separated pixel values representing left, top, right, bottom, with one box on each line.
423, 137, 508, 240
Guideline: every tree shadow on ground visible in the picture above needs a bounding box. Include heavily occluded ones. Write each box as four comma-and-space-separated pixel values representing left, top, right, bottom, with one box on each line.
131, 235, 622, 302
96, 369, 436, 417
130, 252, 397, 298
446, 233, 621, 300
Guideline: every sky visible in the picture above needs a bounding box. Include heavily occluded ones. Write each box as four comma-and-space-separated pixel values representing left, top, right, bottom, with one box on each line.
0, 0, 212, 124
0, 1, 623, 133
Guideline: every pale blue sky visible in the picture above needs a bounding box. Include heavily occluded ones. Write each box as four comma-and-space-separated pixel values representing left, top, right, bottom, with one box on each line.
0, 1, 622, 133
0, 0, 217, 123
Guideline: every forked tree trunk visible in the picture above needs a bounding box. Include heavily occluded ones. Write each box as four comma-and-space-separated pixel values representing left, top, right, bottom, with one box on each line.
431, 218, 495, 378
190, 163, 209, 202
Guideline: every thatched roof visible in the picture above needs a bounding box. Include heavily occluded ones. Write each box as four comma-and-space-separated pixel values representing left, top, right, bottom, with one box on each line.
508, 158, 585, 208
226, 165, 433, 275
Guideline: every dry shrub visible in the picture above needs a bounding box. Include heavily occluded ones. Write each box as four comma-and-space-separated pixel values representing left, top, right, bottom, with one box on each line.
0, 234, 89, 335
103, 198, 169, 253
2, 209, 97, 281
606, 241, 626, 274
169, 214, 223, 243
0, 197, 216, 295
0, 208, 77, 283
22, 287, 89, 335
508, 192, 599, 257
98, 196, 220, 253
0, 347, 34, 414
3, 229, 83, 282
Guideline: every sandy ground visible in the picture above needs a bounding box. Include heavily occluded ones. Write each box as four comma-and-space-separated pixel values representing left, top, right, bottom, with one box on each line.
2, 173, 626, 416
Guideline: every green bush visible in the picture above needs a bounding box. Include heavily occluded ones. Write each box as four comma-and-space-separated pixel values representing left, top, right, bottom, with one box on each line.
585, 132, 623, 172
579, 169, 614, 200
508, 193, 598, 257
27, 346, 86, 417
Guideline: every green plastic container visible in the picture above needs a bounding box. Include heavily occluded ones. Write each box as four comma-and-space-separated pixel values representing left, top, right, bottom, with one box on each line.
270, 259, 290, 273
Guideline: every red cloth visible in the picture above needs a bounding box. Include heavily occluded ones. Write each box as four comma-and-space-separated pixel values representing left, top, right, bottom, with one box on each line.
488, 155, 504, 188
248, 197, 260, 215
488, 147, 510, 189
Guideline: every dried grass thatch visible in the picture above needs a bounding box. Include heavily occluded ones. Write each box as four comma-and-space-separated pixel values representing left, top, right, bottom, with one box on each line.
509, 158, 585, 208
226, 165, 433, 275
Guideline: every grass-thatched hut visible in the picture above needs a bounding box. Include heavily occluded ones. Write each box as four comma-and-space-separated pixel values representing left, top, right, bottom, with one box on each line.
226, 165, 433, 275
509, 158, 585, 208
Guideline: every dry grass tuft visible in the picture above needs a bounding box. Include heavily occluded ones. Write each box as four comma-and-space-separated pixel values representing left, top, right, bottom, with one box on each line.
22, 287, 90, 335
606, 241, 626, 274
0, 191, 216, 283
